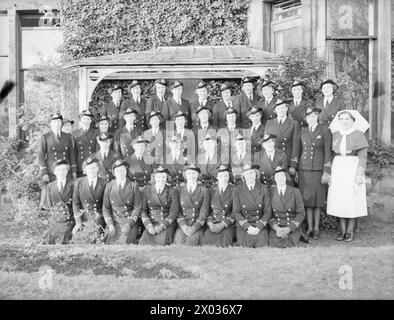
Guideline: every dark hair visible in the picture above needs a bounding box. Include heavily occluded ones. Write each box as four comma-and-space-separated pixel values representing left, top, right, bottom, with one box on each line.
338, 110, 355, 122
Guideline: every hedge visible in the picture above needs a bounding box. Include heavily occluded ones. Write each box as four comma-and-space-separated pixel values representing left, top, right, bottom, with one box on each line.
59, 0, 251, 60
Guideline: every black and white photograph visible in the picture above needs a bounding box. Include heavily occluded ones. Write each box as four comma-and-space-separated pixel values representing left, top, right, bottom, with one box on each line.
0, 0, 393, 305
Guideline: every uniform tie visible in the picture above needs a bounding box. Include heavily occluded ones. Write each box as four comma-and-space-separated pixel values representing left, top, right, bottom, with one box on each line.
59, 181, 64, 194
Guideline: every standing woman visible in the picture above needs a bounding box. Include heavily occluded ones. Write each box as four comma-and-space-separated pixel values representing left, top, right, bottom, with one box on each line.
260, 80, 278, 126
293, 107, 332, 240
327, 110, 369, 242
314, 79, 345, 126
288, 79, 311, 128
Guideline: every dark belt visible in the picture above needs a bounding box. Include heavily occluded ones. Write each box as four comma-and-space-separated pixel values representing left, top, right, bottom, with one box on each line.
334, 151, 357, 157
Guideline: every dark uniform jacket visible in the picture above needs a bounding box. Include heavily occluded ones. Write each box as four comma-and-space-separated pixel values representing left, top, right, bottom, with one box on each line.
245, 123, 265, 155
197, 153, 219, 187
292, 124, 332, 173
113, 125, 142, 159
73, 128, 99, 175
177, 184, 210, 231
120, 97, 147, 131
233, 92, 264, 129
127, 153, 155, 187
72, 176, 107, 223
94, 150, 118, 182
230, 151, 253, 185
190, 100, 215, 128
141, 185, 180, 229
216, 126, 241, 164
192, 124, 217, 155
102, 178, 141, 227
233, 181, 272, 230
145, 94, 167, 124
207, 185, 235, 227
288, 98, 311, 128
212, 99, 239, 128
101, 100, 123, 133
264, 117, 299, 167
38, 131, 77, 180
261, 97, 278, 125
163, 152, 189, 186
253, 149, 288, 185
143, 128, 165, 164
313, 96, 346, 126
269, 185, 305, 232
162, 97, 192, 128
47, 179, 74, 223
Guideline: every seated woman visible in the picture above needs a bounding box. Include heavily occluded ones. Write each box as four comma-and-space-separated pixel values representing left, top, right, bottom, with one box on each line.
71, 157, 107, 244
201, 164, 236, 247
174, 164, 210, 246
139, 166, 180, 246
268, 167, 306, 248
327, 110, 369, 242
42, 159, 75, 245
233, 163, 272, 248
253, 134, 287, 186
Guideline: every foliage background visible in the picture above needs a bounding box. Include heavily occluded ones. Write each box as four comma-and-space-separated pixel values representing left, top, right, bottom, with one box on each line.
59, 0, 251, 60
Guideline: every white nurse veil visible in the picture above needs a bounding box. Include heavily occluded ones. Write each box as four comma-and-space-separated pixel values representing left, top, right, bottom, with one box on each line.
329, 110, 370, 134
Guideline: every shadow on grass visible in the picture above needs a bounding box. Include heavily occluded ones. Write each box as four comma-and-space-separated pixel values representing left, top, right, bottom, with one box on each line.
0, 245, 197, 279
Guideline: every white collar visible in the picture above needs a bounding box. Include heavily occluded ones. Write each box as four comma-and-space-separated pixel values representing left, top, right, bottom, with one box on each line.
309, 123, 318, 131
218, 183, 228, 192
278, 185, 286, 194
57, 179, 66, 188
252, 123, 261, 130
278, 116, 287, 123
200, 122, 209, 129
117, 179, 126, 188
187, 183, 197, 192
199, 99, 207, 105
88, 176, 97, 185
246, 182, 255, 191
101, 149, 109, 157
324, 96, 333, 103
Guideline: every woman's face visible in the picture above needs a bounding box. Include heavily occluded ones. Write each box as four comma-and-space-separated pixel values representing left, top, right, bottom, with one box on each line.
150, 116, 160, 128
249, 112, 261, 126
175, 116, 186, 129
196, 87, 208, 100
306, 112, 319, 126
185, 170, 199, 184
111, 89, 122, 102
198, 110, 210, 123
155, 84, 166, 96
291, 86, 303, 99
275, 104, 288, 118
242, 83, 254, 96
274, 172, 287, 186
171, 86, 183, 98
217, 171, 230, 185
85, 163, 99, 179
221, 89, 232, 102
99, 121, 109, 133
243, 169, 256, 185
54, 164, 69, 180
124, 113, 137, 126
322, 84, 334, 97
339, 113, 354, 131
262, 86, 274, 98
80, 115, 92, 128
114, 166, 127, 180
154, 172, 167, 186
130, 85, 141, 97
263, 139, 275, 152
50, 119, 62, 132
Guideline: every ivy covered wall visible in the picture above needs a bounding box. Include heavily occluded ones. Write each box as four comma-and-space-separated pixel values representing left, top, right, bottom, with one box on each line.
59, 0, 251, 60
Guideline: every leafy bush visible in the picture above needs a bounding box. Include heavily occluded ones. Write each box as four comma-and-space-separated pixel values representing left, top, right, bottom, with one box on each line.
59, 0, 251, 60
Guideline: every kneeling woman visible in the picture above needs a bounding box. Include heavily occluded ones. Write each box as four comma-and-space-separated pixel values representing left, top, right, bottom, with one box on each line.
201, 164, 236, 247
268, 167, 306, 248
174, 164, 210, 246
233, 164, 272, 248
140, 166, 180, 245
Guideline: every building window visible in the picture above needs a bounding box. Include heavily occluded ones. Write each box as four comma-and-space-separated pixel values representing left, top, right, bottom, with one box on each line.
271, 0, 302, 54
326, 0, 376, 121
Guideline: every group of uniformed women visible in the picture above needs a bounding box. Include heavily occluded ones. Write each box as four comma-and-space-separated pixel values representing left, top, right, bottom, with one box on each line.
39, 77, 369, 247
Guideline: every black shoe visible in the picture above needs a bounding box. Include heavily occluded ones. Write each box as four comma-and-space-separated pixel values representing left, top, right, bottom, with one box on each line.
312, 231, 319, 240
300, 234, 311, 244
336, 233, 345, 241
344, 232, 354, 242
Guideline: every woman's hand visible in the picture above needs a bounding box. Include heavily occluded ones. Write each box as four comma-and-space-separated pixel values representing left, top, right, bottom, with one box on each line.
72, 223, 82, 236
108, 224, 116, 237
147, 224, 156, 235
247, 226, 260, 235
154, 224, 164, 234
321, 172, 330, 184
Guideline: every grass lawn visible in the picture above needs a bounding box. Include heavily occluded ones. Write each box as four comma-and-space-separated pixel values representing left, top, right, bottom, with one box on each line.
0, 209, 393, 300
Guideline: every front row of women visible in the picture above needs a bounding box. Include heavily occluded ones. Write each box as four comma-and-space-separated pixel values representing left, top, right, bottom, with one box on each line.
43, 156, 304, 248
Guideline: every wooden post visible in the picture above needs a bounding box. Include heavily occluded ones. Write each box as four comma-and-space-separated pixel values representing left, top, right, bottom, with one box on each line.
7, 9, 19, 139
78, 67, 87, 113
376, 0, 391, 146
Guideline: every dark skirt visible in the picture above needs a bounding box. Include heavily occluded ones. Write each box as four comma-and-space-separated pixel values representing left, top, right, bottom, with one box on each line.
139, 224, 176, 246
103, 218, 140, 245
268, 229, 301, 248
173, 227, 204, 246
43, 218, 75, 245
298, 170, 327, 208
201, 224, 236, 247
235, 226, 268, 248
71, 216, 106, 244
